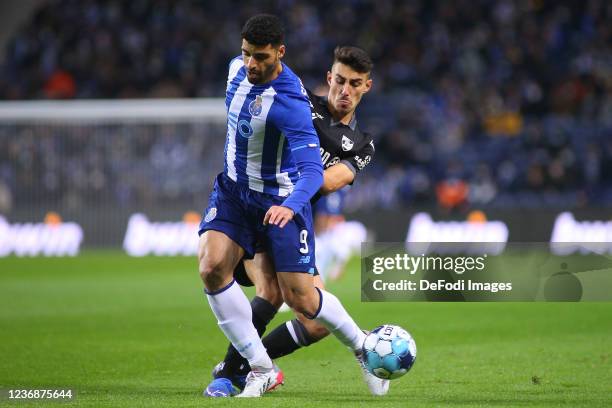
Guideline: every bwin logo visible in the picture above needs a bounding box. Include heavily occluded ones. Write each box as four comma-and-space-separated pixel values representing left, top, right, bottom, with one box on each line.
342, 135, 354, 151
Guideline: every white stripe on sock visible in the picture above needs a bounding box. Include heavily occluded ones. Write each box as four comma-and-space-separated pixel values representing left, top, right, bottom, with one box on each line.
285, 321, 300, 346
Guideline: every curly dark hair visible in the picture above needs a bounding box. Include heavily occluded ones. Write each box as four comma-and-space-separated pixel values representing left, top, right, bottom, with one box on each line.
333, 46, 373, 74
241, 14, 284, 47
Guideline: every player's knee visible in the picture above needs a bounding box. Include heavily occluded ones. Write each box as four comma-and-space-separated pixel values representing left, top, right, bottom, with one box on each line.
283, 296, 303, 314
198, 256, 226, 287
283, 291, 318, 317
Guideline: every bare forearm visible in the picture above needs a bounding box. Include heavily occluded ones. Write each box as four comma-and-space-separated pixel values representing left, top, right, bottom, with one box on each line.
319, 163, 355, 195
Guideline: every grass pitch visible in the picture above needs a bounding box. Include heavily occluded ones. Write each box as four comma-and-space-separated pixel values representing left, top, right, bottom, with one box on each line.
1, 251, 611, 407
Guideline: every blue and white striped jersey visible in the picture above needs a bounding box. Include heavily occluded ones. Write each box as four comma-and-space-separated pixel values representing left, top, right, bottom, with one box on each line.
223, 56, 322, 202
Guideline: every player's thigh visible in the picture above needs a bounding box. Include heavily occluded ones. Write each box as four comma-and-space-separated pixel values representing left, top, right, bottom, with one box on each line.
198, 230, 244, 281
276, 271, 319, 314
244, 252, 283, 308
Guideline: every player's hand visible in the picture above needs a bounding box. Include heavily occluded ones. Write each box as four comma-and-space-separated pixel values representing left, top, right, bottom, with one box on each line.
263, 206, 295, 228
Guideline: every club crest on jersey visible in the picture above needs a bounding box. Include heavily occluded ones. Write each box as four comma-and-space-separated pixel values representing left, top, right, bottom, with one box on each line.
312, 112, 324, 120
204, 208, 217, 222
341, 135, 354, 151
249, 95, 263, 116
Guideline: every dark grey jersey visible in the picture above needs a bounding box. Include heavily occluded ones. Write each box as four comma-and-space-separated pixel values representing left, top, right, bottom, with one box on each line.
307, 89, 375, 176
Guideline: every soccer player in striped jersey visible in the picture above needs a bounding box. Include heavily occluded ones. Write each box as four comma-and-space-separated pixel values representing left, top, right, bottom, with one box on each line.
205, 45, 389, 397
198, 15, 374, 398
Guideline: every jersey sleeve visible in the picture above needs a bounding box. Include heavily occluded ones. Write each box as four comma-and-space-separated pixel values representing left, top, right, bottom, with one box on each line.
342, 133, 375, 176
274, 92, 323, 215
227, 56, 243, 79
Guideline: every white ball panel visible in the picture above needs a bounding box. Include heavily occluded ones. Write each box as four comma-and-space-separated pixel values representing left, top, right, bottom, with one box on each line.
363, 333, 379, 351
374, 339, 393, 356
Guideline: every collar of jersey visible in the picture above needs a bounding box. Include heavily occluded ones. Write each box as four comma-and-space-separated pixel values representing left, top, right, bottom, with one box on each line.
330, 114, 357, 131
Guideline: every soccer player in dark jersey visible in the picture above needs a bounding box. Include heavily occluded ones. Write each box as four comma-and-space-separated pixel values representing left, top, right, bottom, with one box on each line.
199, 15, 379, 398
206, 45, 389, 397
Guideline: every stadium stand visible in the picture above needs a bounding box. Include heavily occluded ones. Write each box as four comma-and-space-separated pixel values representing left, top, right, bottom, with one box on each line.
0, 0, 610, 211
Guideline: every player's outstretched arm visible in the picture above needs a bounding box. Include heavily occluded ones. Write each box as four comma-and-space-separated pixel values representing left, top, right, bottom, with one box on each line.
274, 91, 324, 216
280, 144, 323, 215
320, 162, 355, 195
320, 135, 375, 195
265, 142, 322, 228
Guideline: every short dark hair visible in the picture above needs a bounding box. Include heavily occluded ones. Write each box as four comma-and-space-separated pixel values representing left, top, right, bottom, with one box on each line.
333, 46, 373, 74
241, 14, 284, 47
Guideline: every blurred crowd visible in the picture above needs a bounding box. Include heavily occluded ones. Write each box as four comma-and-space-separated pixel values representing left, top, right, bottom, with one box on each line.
0, 122, 226, 213
0, 0, 611, 211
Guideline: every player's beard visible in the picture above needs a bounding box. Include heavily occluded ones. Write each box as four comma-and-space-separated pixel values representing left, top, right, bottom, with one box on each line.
248, 58, 279, 84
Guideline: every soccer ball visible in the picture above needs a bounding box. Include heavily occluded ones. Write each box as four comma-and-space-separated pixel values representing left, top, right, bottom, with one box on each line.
362, 324, 417, 380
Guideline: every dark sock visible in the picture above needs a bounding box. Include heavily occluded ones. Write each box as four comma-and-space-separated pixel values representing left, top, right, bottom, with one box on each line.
217, 296, 278, 377
263, 319, 316, 359
251, 296, 278, 336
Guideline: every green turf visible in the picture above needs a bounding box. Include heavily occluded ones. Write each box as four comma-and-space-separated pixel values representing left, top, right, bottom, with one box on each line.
0, 252, 611, 407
